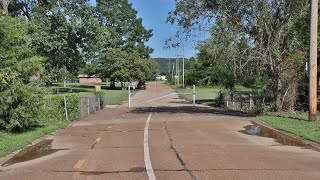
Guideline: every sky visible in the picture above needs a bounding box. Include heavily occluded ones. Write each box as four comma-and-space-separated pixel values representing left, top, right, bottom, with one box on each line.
90, 0, 204, 58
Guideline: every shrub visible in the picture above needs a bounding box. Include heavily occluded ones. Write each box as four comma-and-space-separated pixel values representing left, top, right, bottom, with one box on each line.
0, 79, 44, 132
211, 90, 226, 107
94, 91, 105, 109
37, 93, 81, 122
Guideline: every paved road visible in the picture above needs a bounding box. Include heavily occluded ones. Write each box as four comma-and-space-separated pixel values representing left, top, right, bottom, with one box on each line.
1, 82, 320, 180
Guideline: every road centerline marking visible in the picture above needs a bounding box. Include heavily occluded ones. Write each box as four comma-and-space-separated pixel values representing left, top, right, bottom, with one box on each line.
74, 160, 85, 169
95, 138, 101, 143
144, 107, 156, 180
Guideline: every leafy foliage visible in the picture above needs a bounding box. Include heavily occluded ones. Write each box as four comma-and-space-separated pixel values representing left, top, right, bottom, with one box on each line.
0, 16, 44, 131
168, 0, 312, 112
37, 94, 80, 122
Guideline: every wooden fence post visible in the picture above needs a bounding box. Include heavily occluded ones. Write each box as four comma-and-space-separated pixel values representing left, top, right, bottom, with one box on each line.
240, 95, 243, 112
249, 94, 253, 111
231, 93, 234, 109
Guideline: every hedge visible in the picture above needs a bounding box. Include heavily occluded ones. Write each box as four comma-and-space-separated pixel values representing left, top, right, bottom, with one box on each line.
37, 93, 81, 122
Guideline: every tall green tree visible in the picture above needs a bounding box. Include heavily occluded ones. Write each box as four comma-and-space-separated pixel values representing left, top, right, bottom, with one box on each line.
0, 16, 44, 131
94, 0, 154, 88
168, 0, 311, 111
30, 0, 101, 82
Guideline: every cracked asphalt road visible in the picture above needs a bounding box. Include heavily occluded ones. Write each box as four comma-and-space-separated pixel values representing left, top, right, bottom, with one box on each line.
1, 82, 320, 180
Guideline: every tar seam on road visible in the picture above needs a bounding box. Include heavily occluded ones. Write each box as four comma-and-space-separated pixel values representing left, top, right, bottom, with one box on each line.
164, 120, 198, 180
144, 107, 156, 180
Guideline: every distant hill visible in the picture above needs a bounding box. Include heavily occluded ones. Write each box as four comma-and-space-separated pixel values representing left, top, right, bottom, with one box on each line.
152, 58, 189, 75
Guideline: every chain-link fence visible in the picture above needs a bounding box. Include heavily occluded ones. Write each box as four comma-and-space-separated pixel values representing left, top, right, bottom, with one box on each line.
79, 95, 101, 118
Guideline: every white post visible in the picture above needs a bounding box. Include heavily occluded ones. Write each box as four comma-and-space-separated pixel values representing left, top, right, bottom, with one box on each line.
177, 56, 180, 86
128, 85, 131, 108
193, 85, 196, 106
64, 95, 68, 121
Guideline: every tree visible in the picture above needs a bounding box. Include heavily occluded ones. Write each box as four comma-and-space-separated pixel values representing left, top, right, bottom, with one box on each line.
0, 16, 44, 131
93, 0, 154, 88
30, 1, 96, 80
168, 0, 311, 112
1, 0, 9, 15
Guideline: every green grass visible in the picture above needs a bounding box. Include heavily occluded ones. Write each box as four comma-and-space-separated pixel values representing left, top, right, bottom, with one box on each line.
102, 90, 129, 105
52, 83, 130, 105
258, 113, 320, 143
0, 121, 68, 158
170, 84, 255, 105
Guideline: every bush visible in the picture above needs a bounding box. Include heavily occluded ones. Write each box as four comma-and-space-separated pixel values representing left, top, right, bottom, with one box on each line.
0, 79, 44, 132
37, 93, 81, 122
94, 91, 105, 109
211, 90, 226, 107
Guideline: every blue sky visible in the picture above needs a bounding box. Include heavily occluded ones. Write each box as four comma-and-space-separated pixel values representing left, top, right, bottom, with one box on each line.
90, 0, 203, 58
128, 0, 197, 58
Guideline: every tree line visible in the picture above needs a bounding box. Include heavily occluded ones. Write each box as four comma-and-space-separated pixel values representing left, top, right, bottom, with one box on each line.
0, 0, 157, 131
168, 0, 314, 112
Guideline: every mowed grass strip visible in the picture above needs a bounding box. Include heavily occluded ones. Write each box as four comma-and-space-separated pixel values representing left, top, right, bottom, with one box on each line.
0, 121, 68, 158
53, 83, 129, 105
102, 90, 128, 105
258, 113, 320, 143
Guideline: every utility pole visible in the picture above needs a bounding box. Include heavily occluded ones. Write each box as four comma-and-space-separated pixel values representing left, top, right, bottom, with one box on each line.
309, 0, 318, 122
182, 44, 185, 88
168, 58, 171, 74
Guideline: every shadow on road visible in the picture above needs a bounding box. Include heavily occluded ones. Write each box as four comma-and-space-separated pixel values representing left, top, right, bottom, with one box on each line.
130, 106, 252, 117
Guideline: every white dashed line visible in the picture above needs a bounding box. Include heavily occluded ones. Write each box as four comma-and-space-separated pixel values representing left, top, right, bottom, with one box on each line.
144, 108, 156, 180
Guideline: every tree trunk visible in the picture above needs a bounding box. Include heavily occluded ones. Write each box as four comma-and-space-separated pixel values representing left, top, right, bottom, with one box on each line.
110, 78, 116, 89
121, 82, 125, 90
2, 0, 9, 15
275, 78, 283, 112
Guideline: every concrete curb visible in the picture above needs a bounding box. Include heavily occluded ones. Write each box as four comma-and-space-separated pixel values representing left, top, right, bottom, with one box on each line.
252, 119, 320, 152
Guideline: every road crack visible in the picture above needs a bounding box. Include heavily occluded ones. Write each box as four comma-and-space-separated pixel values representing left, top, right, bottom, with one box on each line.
164, 120, 197, 180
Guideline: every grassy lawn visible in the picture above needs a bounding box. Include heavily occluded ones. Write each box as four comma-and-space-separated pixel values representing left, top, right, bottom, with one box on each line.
170, 84, 254, 105
102, 90, 128, 105
258, 113, 320, 143
0, 121, 68, 158
52, 83, 129, 105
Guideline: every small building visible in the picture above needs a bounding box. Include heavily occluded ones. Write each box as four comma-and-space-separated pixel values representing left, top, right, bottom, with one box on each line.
78, 74, 102, 84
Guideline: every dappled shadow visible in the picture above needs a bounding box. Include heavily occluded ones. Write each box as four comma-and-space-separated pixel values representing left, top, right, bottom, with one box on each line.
130, 106, 252, 117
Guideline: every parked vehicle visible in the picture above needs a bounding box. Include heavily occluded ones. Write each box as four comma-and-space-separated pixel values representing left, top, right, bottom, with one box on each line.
137, 81, 146, 90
